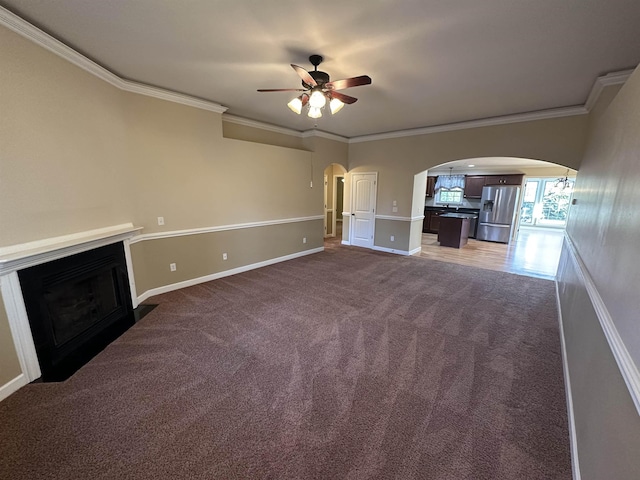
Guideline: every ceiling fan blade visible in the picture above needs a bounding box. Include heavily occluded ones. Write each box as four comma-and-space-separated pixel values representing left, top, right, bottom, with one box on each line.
330, 91, 358, 104
301, 94, 309, 106
257, 88, 306, 92
291, 64, 317, 87
325, 75, 372, 91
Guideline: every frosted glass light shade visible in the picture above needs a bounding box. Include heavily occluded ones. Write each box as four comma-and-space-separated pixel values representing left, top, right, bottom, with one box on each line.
308, 107, 322, 119
287, 97, 303, 114
329, 98, 345, 114
309, 90, 327, 108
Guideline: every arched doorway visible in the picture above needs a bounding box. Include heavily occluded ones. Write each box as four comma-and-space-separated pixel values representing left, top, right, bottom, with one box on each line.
416, 157, 577, 278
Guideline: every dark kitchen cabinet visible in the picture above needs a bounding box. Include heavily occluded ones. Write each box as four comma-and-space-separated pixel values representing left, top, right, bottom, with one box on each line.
429, 212, 443, 233
423, 211, 431, 232
423, 209, 445, 233
424, 210, 446, 233
464, 174, 524, 199
485, 174, 524, 186
464, 175, 485, 198
425, 176, 437, 197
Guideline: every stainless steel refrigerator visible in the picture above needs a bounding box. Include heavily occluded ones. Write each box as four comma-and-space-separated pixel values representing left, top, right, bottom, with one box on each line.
476, 185, 520, 243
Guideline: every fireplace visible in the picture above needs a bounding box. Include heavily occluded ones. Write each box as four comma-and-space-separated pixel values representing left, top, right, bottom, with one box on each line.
18, 242, 134, 381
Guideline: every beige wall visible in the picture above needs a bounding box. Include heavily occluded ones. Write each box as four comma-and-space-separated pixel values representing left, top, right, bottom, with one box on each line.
0, 25, 133, 247
343, 112, 588, 245
131, 220, 323, 294
566, 69, 640, 361
0, 23, 345, 388
558, 67, 640, 478
222, 120, 307, 150
0, 296, 21, 385
349, 115, 588, 220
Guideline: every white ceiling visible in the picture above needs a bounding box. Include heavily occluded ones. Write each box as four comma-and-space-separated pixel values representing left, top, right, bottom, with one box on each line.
2, 0, 639, 138
428, 157, 577, 173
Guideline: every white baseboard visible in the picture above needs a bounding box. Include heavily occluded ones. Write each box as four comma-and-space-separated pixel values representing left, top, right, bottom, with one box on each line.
0, 374, 28, 403
371, 245, 422, 256
555, 280, 582, 480
137, 247, 324, 303
341, 240, 351, 246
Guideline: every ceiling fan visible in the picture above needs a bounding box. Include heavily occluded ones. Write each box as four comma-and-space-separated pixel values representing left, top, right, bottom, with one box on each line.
257, 55, 372, 118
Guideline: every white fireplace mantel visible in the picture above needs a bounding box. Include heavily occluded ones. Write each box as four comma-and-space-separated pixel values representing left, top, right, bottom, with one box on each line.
0, 223, 142, 399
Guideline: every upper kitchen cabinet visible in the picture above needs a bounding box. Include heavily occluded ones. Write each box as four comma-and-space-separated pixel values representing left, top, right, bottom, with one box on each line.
426, 176, 437, 197
464, 174, 525, 198
463, 175, 486, 198
485, 174, 524, 186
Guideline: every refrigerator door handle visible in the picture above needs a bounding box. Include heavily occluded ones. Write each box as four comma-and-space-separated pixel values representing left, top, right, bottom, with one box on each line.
479, 222, 510, 228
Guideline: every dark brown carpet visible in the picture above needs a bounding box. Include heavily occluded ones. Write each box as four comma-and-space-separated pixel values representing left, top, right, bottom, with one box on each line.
0, 244, 571, 479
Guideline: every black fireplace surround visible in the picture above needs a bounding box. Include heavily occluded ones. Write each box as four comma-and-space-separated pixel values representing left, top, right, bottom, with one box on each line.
18, 242, 135, 382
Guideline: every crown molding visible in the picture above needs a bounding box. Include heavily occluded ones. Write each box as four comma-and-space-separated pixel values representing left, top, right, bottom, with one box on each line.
583, 69, 634, 112
300, 129, 349, 143
0, 6, 227, 114
2, 6, 633, 143
223, 115, 348, 143
348, 106, 587, 144
222, 115, 302, 137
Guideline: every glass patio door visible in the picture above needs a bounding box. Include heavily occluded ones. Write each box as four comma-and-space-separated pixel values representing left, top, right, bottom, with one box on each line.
520, 178, 574, 227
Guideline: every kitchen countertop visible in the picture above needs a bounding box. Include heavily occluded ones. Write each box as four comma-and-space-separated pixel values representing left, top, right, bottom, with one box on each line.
425, 206, 480, 214
440, 213, 478, 219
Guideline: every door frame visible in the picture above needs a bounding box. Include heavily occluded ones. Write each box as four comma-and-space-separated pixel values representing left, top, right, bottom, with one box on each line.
333, 174, 344, 239
323, 174, 329, 237
349, 172, 378, 248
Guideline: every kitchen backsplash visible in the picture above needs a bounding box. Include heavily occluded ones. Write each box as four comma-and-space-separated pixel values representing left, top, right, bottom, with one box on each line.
425, 198, 482, 209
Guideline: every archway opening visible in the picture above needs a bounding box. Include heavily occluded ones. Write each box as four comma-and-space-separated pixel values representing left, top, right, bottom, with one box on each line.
323, 163, 347, 242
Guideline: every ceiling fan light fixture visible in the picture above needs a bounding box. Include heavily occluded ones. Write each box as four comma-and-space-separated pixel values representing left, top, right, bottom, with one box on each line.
308, 106, 322, 119
287, 96, 303, 114
309, 89, 327, 109
329, 98, 345, 114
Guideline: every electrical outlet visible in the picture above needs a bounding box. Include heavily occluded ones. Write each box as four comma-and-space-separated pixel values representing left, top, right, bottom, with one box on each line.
222, 253, 228, 260
392, 206, 398, 213
303, 237, 307, 244
390, 235, 395, 242
169, 263, 176, 272
157, 216, 165, 226
393, 200, 397, 206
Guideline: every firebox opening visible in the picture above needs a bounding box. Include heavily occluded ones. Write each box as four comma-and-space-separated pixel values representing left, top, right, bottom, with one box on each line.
18, 242, 136, 382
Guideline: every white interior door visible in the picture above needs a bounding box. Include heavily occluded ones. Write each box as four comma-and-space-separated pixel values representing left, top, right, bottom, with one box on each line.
350, 173, 377, 248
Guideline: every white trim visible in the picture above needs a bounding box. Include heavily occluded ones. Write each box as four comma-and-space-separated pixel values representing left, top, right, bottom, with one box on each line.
371, 245, 422, 256
555, 280, 582, 480
0, 273, 41, 382
341, 240, 351, 246
222, 115, 349, 143
129, 215, 323, 243
123, 239, 139, 309
348, 106, 587, 143
0, 374, 28, 403
137, 247, 324, 303
0, 7, 227, 114
584, 69, 634, 111
0, 224, 142, 275
300, 129, 349, 143
375, 215, 425, 222
223, 114, 302, 137
1, 6, 627, 144
563, 234, 640, 416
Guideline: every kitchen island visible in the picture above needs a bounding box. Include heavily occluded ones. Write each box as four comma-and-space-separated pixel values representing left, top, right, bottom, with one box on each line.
437, 213, 478, 248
